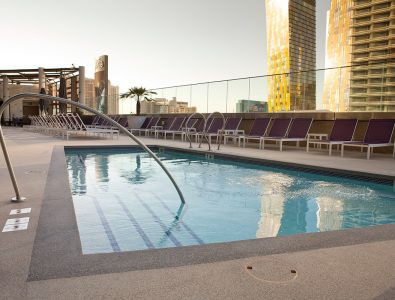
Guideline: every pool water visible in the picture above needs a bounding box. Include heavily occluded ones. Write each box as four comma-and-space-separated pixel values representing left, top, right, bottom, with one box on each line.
65, 148, 395, 254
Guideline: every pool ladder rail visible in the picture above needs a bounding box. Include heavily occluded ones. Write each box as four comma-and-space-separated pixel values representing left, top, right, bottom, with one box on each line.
185, 111, 226, 151
0, 93, 185, 204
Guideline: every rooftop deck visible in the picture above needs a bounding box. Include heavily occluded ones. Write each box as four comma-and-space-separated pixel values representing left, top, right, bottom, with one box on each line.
0, 127, 395, 299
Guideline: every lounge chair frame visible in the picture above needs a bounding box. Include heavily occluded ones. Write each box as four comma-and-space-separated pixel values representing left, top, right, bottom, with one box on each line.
340, 120, 395, 159
237, 118, 271, 148
261, 118, 313, 151
306, 119, 358, 156
261, 118, 292, 150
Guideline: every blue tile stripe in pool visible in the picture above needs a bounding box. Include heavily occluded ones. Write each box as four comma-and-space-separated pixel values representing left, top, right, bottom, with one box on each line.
114, 195, 155, 249
90, 195, 121, 252
135, 194, 182, 247
151, 194, 204, 245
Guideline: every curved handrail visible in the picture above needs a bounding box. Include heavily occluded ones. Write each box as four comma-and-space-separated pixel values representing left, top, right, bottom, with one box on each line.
198, 111, 226, 151
185, 112, 206, 149
0, 93, 185, 203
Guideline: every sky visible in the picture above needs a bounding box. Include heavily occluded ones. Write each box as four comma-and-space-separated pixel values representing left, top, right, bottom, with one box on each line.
1, 0, 331, 112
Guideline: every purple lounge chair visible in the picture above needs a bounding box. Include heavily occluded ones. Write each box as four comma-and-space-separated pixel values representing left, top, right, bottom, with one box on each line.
90, 115, 120, 129
261, 118, 292, 150
262, 118, 313, 151
237, 118, 271, 148
150, 117, 175, 137
157, 117, 186, 139
117, 116, 128, 128
130, 117, 150, 134
130, 117, 151, 135
341, 119, 395, 159
172, 118, 199, 141
196, 117, 225, 145
307, 119, 358, 155
139, 117, 161, 136
188, 118, 209, 142
215, 117, 242, 144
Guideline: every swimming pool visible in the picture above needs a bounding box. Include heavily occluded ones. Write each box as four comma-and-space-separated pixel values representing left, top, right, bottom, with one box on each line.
65, 147, 395, 254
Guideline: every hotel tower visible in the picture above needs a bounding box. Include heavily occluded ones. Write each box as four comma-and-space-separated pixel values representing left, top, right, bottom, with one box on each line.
265, 0, 316, 112
324, 0, 395, 112
350, 0, 395, 112
322, 0, 353, 112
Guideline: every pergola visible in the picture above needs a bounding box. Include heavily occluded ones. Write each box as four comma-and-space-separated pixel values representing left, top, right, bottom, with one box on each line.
0, 67, 79, 86
0, 67, 85, 122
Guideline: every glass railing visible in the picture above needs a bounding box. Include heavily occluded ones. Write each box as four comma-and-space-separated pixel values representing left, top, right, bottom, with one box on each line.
141, 63, 395, 114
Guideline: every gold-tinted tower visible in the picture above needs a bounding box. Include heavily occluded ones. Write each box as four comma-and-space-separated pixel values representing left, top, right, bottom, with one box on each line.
322, 0, 353, 112
265, 0, 316, 112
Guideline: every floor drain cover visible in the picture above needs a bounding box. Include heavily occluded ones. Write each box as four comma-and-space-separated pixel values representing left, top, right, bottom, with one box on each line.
245, 258, 297, 283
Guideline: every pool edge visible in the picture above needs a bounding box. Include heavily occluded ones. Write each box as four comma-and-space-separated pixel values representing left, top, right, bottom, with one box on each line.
28, 144, 395, 281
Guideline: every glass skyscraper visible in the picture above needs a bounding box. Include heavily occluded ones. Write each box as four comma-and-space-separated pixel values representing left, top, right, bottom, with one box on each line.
265, 0, 316, 112
322, 0, 353, 112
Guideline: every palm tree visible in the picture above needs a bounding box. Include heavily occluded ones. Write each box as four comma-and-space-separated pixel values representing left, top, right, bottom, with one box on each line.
120, 87, 157, 115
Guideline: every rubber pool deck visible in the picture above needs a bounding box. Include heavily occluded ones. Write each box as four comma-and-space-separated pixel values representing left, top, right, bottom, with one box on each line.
1, 127, 395, 299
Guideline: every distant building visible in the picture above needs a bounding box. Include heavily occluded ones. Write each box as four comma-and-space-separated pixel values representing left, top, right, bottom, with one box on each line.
236, 100, 268, 113
349, 0, 395, 112
168, 99, 196, 113
265, 0, 316, 112
323, 0, 395, 112
140, 98, 169, 114
140, 97, 196, 114
83, 78, 119, 115
322, 0, 353, 112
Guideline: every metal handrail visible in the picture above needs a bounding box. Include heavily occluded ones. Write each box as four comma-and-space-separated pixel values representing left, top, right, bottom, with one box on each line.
199, 111, 226, 151
185, 112, 206, 149
0, 93, 185, 203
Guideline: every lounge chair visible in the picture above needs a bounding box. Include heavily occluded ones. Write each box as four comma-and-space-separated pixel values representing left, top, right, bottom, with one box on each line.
217, 117, 243, 144
197, 117, 225, 145
138, 117, 160, 136
43, 114, 78, 139
261, 118, 313, 151
130, 117, 151, 136
86, 115, 109, 128
172, 118, 198, 141
185, 118, 207, 143
69, 113, 119, 139
117, 116, 128, 128
152, 117, 175, 138
95, 115, 121, 129
89, 115, 100, 126
341, 119, 395, 159
261, 118, 292, 150
307, 119, 358, 155
237, 118, 271, 148
159, 117, 186, 139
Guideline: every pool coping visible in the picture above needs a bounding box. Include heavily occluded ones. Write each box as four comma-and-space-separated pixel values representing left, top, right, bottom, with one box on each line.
28, 145, 395, 281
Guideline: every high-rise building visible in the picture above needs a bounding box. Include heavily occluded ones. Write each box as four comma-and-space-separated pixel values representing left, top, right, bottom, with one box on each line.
349, 0, 395, 112
265, 0, 316, 112
84, 78, 119, 115
322, 0, 353, 112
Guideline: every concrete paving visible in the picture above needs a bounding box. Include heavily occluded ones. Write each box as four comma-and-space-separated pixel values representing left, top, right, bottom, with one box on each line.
0, 127, 395, 299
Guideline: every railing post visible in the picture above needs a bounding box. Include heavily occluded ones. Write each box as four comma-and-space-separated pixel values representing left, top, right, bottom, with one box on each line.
0, 127, 26, 202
